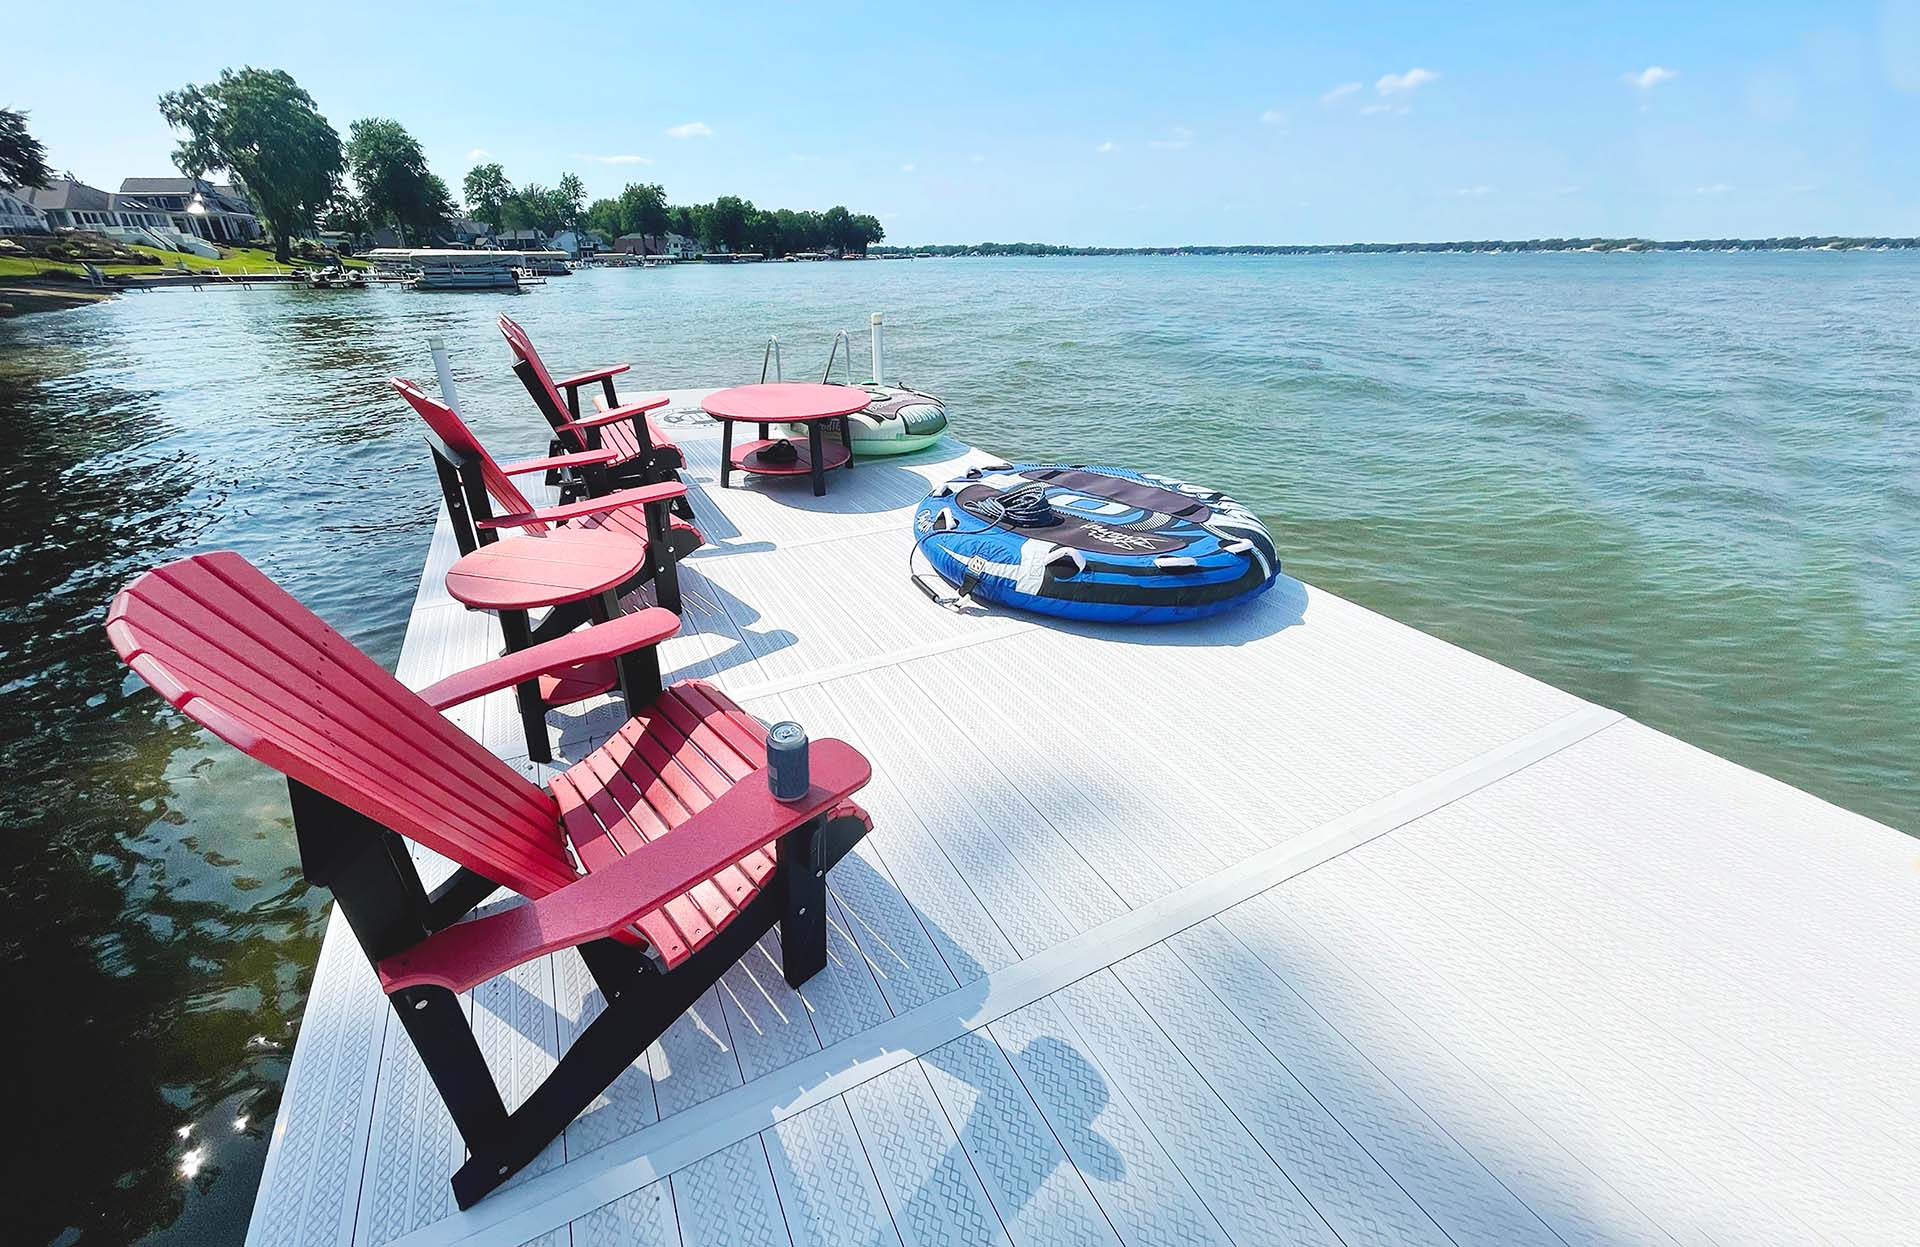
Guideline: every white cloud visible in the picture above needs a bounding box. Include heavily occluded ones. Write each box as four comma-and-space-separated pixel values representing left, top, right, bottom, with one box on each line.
1694, 182, 1732, 194
1625, 65, 1678, 89
1320, 82, 1363, 104
585, 153, 654, 165
1148, 126, 1194, 150
665, 121, 713, 139
1376, 67, 1438, 95
900, 163, 916, 173
1095, 140, 1117, 153
1260, 108, 1286, 125
1456, 184, 1494, 197
467, 148, 490, 161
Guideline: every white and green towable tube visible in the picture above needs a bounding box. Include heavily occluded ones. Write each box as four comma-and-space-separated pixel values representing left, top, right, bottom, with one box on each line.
784, 314, 951, 456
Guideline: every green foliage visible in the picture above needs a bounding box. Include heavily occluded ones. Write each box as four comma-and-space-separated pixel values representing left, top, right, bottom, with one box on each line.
502, 183, 568, 235
345, 117, 452, 245
462, 162, 511, 231
585, 197, 621, 239
556, 173, 586, 231
616, 182, 670, 238
700, 195, 751, 251
0, 108, 51, 190
157, 68, 342, 263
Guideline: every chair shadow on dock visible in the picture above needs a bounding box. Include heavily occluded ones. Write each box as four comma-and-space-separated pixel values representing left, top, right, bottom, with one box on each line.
464, 837, 1133, 1239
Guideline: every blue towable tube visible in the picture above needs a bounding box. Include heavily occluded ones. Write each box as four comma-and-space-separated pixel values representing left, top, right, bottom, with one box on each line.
912, 463, 1280, 624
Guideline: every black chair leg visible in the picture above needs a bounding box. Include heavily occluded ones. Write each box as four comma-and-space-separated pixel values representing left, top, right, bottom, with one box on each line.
781, 817, 827, 986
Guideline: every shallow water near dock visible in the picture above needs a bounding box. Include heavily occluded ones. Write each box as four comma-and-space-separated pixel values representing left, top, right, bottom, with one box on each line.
1, 253, 1914, 1245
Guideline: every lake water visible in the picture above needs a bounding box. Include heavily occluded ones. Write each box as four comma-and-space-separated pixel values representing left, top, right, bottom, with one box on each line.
3, 253, 1914, 1245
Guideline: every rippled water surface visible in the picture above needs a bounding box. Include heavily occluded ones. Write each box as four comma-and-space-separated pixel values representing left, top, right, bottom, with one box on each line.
2, 254, 1914, 1245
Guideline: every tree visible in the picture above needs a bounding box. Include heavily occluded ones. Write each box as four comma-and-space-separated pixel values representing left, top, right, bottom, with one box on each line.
557, 172, 586, 232
668, 204, 698, 239
321, 189, 371, 245
345, 117, 449, 245
462, 162, 511, 231
821, 205, 854, 252
0, 108, 50, 190
616, 181, 669, 238
503, 183, 566, 234
703, 195, 752, 252
586, 196, 622, 240
158, 68, 342, 263
850, 213, 884, 253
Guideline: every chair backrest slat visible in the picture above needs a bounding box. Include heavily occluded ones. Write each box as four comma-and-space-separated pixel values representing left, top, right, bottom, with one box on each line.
498, 314, 586, 449
108, 552, 579, 897
391, 379, 547, 536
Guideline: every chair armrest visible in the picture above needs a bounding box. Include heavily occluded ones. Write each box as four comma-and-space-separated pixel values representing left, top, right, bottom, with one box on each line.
375, 740, 873, 994
555, 363, 630, 390
474, 480, 688, 530
416, 608, 680, 710
500, 447, 622, 476
565, 394, 669, 428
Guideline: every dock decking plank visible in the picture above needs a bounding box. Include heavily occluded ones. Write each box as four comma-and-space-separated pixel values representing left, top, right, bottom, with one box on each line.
1109, 943, 1454, 1246
844, 1062, 1014, 1247
763, 1098, 907, 1247
988, 997, 1238, 1247
1163, 919, 1564, 1246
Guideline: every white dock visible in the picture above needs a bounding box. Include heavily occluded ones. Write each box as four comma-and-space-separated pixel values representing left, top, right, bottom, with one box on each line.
247, 394, 1919, 1247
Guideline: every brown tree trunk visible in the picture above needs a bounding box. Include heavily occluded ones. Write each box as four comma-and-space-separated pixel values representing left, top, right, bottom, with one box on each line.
273, 232, 291, 265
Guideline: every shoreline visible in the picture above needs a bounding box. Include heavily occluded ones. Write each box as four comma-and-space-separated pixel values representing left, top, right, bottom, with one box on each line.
0, 277, 116, 317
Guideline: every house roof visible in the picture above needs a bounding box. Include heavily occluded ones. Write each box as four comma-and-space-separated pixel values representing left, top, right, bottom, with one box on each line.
23, 179, 113, 212
118, 177, 256, 214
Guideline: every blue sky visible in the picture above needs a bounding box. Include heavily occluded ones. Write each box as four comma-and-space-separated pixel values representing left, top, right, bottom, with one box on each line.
10, 1, 1920, 245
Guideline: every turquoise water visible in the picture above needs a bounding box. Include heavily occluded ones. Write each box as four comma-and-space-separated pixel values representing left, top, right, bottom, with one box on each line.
2, 254, 1914, 1244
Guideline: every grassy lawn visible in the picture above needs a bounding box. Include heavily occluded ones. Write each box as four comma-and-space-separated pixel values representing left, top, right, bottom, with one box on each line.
0, 245, 368, 279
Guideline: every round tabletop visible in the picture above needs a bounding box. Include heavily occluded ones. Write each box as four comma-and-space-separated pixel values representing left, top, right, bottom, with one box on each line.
444, 529, 647, 612
702, 382, 871, 424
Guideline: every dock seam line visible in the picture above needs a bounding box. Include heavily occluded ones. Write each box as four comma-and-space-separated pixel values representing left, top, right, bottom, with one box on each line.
383, 701, 1624, 1247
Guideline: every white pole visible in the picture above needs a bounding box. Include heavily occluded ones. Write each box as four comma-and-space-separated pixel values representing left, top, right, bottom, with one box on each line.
428, 336, 463, 415
773, 336, 782, 381
870, 312, 885, 385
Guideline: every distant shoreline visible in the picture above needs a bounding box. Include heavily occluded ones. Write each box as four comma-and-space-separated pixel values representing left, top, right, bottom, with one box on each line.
871, 237, 1919, 258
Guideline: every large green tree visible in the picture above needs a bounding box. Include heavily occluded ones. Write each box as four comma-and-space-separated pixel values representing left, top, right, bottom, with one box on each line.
1, 108, 51, 190
158, 68, 342, 263
556, 172, 586, 232
702, 195, 752, 252
502, 183, 566, 234
462, 162, 511, 231
345, 117, 450, 245
586, 197, 621, 239
616, 181, 670, 238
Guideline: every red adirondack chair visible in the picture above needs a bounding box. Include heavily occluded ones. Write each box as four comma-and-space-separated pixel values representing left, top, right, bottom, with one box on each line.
498, 314, 687, 509
107, 551, 874, 1207
391, 377, 700, 637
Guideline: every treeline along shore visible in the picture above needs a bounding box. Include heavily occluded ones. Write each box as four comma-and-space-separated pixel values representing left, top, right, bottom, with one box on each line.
871, 236, 1920, 257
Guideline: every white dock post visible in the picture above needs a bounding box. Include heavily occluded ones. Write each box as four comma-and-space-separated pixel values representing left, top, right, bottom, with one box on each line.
428, 336, 463, 414
870, 312, 885, 384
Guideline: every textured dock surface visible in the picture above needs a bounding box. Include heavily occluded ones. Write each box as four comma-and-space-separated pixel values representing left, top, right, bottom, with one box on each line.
248, 392, 1920, 1247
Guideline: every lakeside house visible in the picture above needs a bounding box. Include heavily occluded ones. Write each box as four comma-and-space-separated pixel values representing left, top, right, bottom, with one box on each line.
442, 218, 494, 248
550, 228, 605, 259
496, 228, 550, 251
0, 186, 50, 234
613, 230, 699, 258
117, 177, 261, 243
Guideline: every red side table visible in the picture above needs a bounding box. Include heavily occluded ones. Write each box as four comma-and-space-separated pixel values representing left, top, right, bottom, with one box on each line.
702, 382, 870, 496
444, 529, 653, 762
